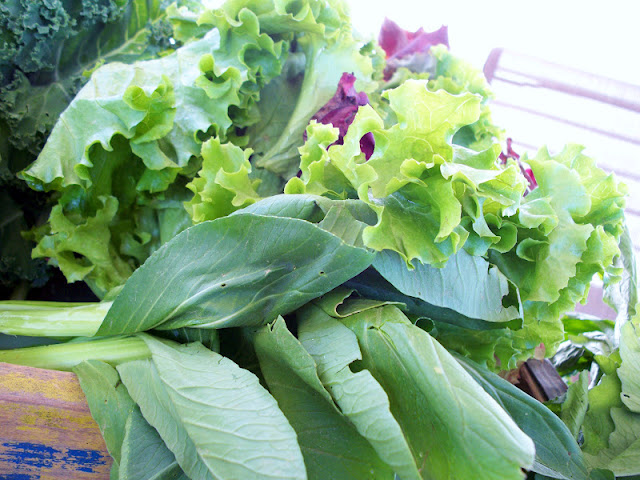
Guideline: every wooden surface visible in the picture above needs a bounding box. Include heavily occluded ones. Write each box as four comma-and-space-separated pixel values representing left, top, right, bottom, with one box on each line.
0, 362, 111, 479
516, 358, 568, 403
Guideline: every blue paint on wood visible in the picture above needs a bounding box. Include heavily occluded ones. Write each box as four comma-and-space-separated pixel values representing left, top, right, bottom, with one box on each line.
0, 442, 107, 473
0, 474, 40, 480
0, 443, 57, 468
62, 449, 107, 473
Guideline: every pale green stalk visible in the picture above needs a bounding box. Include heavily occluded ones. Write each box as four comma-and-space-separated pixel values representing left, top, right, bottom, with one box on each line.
0, 335, 151, 371
0, 301, 111, 337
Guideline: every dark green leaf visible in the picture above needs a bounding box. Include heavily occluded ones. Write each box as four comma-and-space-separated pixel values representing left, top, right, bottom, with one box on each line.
297, 306, 421, 480
253, 317, 393, 480
73, 360, 137, 475
340, 305, 534, 479
99, 214, 373, 335
454, 354, 589, 480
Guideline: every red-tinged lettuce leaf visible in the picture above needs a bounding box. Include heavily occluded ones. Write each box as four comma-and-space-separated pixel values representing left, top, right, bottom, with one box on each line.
308, 72, 374, 160
499, 138, 537, 192
379, 18, 449, 59
287, 80, 524, 267
224, 0, 376, 177
378, 18, 448, 79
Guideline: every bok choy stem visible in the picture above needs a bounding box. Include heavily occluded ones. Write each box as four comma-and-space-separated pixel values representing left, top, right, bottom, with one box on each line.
0, 301, 111, 337
0, 335, 150, 371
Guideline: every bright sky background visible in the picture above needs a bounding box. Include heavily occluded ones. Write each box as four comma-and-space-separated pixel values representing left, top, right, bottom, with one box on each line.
347, 0, 640, 86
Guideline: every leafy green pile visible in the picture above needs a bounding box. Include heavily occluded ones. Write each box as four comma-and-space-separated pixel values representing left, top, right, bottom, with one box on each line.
0, 1, 638, 479
0, 0, 203, 296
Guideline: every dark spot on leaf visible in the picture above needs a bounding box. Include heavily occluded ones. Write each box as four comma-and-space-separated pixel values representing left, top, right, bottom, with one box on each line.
220, 283, 226, 287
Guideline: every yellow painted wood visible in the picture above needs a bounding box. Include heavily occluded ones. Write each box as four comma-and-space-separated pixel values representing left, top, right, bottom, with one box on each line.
0, 362, 112, 478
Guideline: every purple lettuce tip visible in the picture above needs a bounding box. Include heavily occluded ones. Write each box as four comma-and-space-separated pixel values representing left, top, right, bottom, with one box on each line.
379, 18, 449, 79
499, 138, 537, 192
360, 132, 375, 160
306, 72, 375, 160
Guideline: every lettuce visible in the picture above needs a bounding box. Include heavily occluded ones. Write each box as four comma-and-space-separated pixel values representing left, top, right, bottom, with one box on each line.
2, 4, 636, 479
18, 5, 288, 297
0, 0, 202, 296
287, 79, 524, 267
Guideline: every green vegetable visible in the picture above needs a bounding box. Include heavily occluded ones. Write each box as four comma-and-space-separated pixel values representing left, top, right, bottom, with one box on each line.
297, 304, 422, 479
119, 406, 188, 480
455, 354, 591, 479
0, 335, 150, 371
253, 317, 393, 479
0, 0, 200, 297
0, 300, 109, 337
372, 248, 522, 327
338, 304, 535, 479
97, 212, 374, 335
73, 360, 138, 475
118, 334, 307, 480
1, 1, 636, 478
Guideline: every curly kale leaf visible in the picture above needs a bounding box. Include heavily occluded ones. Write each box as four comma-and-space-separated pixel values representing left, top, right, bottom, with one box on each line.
0, 0, 193, 155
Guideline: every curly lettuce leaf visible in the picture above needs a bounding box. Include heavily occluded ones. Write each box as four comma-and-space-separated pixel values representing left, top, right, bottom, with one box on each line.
287, 80, 524, 267
486, 146, 626, 362
581, 315, 640, 476
19, 10, 288, 296
0, 0, 194, 156
214, 0, 376, 177
184, 138, 261, 223
427, 45, 503, 151
21, 26, 285, 190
